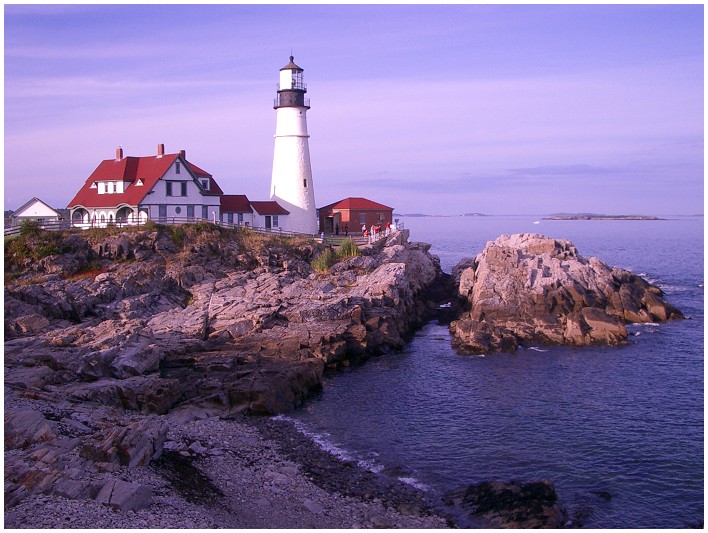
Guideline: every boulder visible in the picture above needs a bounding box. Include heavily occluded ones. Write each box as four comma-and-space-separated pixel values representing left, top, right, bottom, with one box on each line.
95, 479, 153, 512
5, 409, 57, 450
450, 234, 682, 354
80, 416, 168, 468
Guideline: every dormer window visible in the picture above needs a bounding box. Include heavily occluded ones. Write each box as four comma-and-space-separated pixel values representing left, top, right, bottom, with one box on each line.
175, 162, 181, 174
136, 179, 143, 186
90, 182, 97, 189
201, 179, 209, 190
107, 182, 114, 194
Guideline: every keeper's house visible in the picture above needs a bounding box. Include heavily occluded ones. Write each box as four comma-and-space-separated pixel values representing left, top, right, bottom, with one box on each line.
68, 145, 223, 228
68, 144, 299, 232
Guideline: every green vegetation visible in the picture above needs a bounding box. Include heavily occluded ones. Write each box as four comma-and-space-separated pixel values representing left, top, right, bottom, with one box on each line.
337, 237, 360, 259
6, 225, 63, 263
19, 220, 42, 237
311, 247, 337, 273
5, 220, 321, 281
311, 238, 360, 273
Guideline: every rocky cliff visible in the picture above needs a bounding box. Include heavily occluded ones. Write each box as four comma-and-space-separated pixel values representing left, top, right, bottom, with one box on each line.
450, 233, 683, 354
4, 223, 447, 511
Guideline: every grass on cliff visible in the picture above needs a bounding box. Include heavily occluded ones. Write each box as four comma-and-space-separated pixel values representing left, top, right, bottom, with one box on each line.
5, 221, 73, 264
5, 221, 318, 282
311, 238, 360, 273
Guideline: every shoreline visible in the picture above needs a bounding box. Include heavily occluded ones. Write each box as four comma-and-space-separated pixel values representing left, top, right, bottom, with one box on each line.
5, 407, 453, 529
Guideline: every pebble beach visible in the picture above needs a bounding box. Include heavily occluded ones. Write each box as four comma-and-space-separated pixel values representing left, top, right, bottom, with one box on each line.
5, 409, 452, 529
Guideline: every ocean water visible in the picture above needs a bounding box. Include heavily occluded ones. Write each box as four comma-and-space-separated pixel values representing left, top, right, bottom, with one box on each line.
289, 215, 704, 528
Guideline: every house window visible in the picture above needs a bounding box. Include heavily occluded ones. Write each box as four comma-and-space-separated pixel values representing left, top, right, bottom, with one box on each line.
175, 162, 181, 174
227, 213, 233, 224
136, 179, 143, 186
175, 206, 182, 215
273, 215, 279, 227
107, 182, 114, 194
201, 179, 209, 190
237, 213, 243, 224
167, 182, 187, 196
202, 206, 208, 219
377, 213, 384, 222
187, 205, 194, 219
359, 213, 366, 225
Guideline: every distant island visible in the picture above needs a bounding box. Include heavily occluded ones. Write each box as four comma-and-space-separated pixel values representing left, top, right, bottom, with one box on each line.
544, 214, 665, 221
394, 213, 489, 218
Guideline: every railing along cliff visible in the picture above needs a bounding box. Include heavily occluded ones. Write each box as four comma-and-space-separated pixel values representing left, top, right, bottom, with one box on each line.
5, 217, 405, 246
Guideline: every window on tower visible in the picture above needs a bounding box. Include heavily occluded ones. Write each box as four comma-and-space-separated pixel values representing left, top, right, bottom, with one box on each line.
303, 179, 307, 188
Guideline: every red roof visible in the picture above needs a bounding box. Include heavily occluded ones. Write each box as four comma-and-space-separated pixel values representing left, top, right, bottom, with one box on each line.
250, 201, 289, 215
319, 197, 393, 212
220, 194, 251, 212
67, 152, 221, 208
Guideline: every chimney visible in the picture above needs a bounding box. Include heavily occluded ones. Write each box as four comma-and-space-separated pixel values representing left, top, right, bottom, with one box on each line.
157, 143, 165, 158
116, 146, 123, 161
179, 149, 186, 160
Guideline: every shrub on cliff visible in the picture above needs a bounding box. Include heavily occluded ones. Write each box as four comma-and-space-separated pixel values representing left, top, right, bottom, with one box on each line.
311, 248, 337, 273
337, 237, 359, 259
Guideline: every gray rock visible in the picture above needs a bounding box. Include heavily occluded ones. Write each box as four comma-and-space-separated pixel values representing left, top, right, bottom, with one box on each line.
450, 234, 683, 354
303, 499, 324, 514
5, 409, 57, 450
95, 479, 153, 512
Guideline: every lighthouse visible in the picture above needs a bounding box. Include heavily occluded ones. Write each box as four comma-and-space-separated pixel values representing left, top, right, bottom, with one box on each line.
270, 55, 318, 234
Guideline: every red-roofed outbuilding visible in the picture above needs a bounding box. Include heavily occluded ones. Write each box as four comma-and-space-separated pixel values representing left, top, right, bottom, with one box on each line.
317, 197, 394, 234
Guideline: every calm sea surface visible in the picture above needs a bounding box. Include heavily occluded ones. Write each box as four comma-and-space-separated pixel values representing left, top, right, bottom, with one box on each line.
289, 215, 704, 528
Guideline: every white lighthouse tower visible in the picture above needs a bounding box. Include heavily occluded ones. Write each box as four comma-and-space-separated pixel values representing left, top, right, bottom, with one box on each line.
270, 55, 318, 234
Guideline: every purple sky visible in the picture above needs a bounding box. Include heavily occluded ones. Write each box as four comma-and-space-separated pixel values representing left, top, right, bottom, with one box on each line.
4, 4, 704, 215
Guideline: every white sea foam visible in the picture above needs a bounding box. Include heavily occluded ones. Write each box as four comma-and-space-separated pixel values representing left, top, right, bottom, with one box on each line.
398, 477, 429, 491
529, 346, 549, 352
274, 415, 354, 462
276, 415, 392, 475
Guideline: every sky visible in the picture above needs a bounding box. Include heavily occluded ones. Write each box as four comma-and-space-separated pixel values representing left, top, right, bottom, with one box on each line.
4, 4, 704, 215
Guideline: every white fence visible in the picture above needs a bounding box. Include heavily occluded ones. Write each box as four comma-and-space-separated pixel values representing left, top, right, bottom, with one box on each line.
4, 217, 319, 239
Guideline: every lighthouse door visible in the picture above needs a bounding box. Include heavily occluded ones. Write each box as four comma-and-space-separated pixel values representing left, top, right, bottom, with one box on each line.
265, 216, 272, 230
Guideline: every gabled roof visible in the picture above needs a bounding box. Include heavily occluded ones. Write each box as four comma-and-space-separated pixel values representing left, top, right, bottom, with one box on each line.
68, 152, 221, 208
13, 197, 60, 217
221, 195, 252, 213
251, 201, 289, 216
319, 197, 393, 212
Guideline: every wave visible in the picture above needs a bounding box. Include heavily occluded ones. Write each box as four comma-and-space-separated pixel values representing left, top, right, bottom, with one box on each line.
529, 346, 549, 352
275, 415, 431, 492
274, 415, 355, 463
398, 477, 429, 491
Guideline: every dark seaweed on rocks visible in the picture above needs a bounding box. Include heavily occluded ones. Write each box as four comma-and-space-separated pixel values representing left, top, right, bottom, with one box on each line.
154, 450, 224, 505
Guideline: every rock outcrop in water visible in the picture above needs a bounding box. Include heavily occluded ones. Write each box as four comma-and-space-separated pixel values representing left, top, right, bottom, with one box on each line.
4, 223, 447, 512
450, 233, 683, 354
445, 480, 568, 528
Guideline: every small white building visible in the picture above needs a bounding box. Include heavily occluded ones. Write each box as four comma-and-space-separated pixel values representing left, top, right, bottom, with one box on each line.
10, 197, 63, 227
250, 201, 290, 231
68, 144, 223, 228
220, 195, 254, 227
